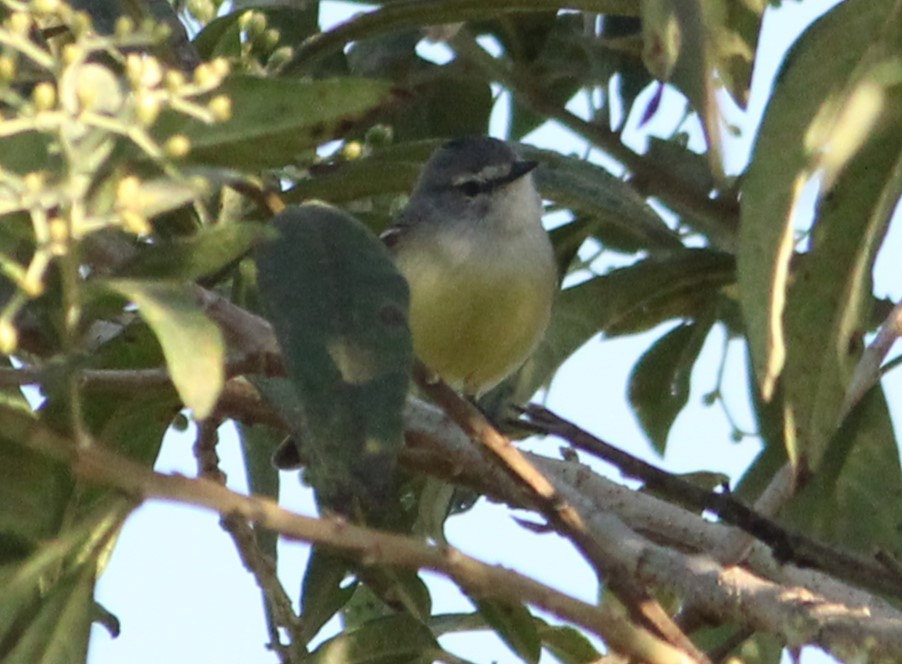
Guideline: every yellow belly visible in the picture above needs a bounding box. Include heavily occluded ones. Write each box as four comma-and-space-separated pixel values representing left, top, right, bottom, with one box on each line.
397, 246, 555, 395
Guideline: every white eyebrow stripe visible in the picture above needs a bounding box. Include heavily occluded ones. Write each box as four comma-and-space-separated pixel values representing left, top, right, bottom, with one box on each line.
450, 163, 511, 186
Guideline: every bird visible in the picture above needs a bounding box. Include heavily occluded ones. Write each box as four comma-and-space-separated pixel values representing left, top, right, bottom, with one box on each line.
381, 136, 558, 397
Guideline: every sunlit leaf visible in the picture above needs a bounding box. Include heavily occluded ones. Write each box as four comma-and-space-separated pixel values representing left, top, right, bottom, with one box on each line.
738, 0, 897, 400
99, 280, 225, 419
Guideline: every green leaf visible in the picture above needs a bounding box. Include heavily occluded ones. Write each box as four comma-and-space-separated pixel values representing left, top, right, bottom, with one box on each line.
782, 387, 902, 558
474, 599, 541, 664
738, 0, 898, 400
254, 204, 412, 515
536, 623, 602, 664
303, 613, 439, 664
236, 422, 281, 564
628, 317, 713, 455
162, 75, 400, 170
0, 438, 71, 545
300, 548, 356, 644
387, 74, 493, 142
2, 563, 95, 664
504, 249, 733, 402
781, 115, 902, 467
531, 148, 682, 254
0, 418, 130, 661
716, 0, 765, 109
99, 280, 225, 419
117, 223, 276, 282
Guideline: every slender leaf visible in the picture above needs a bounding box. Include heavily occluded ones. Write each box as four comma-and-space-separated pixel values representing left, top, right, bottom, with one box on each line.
781, 114, 902, 467
300, 548, 356, 644
537, 623, 602, 664
288, 0, 640, 72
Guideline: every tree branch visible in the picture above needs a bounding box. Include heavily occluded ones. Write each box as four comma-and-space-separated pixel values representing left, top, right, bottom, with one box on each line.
413, 363, 709, 663
518, 404, 902, 601
53, 434, 694, 664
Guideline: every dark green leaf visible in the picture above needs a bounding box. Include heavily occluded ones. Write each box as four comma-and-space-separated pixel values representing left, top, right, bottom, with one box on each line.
475, 599, 541, 664
302, 613, 439, 664
236, 422, 282, 565
117, 223, 276, 282
1, 563, 94, 664
160, 75, 400, 170
0, 437, 71, 544
300, 548, 356, 644
99, 280, 225, 419
387, 74, 493, 142
536, 623, 602, 664
254, 204, 412, 515
628, 317, 713, 454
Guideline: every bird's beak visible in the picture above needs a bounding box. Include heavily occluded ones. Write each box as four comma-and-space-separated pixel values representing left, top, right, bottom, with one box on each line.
507, 160, 539, 183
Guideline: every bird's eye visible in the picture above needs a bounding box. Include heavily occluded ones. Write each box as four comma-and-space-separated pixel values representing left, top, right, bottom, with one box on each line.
458, 180, 482, 198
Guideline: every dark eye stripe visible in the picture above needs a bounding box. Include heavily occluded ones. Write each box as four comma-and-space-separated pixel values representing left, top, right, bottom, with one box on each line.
456, 180, 493, 197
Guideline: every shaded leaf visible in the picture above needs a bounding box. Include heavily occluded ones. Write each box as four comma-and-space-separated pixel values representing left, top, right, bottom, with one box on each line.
254, 204, 412, 515
2, 563, 95, 664
781, 100, 902, 467
236, 422, 281, 565
302, 613, 439, 664
537, 623, 602, 664
475, 599, 541, 664
99, 280, 225, 419
117, 223, 277, 282
531, 148, 682, 254
782, 388, 902, 558
628, 317, 714, 455
161, 75, 400, 170
300, 548, 356, 644
0, 438, 71, 545
194, 5, 320, 61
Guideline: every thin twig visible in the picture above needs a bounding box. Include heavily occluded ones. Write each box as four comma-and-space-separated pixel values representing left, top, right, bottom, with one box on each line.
193, 420, 305, 662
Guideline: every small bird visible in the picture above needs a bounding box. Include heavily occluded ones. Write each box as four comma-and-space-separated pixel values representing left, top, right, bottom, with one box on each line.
382, 136, 557, 396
